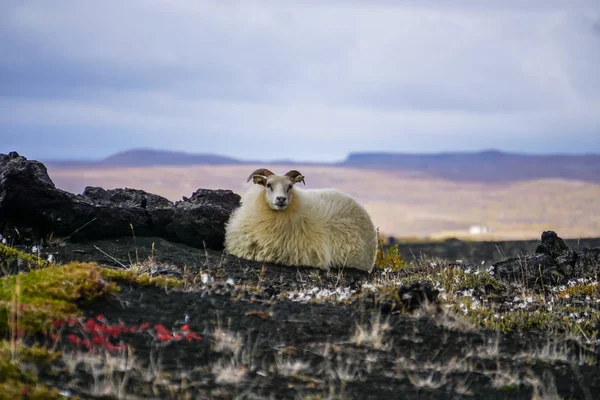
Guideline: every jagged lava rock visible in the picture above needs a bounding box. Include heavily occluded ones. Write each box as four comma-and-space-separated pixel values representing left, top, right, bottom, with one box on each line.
535, 230, 570, 257
0, 152, 240, 249
170, 188, 243, 250
492, 230, 600, 286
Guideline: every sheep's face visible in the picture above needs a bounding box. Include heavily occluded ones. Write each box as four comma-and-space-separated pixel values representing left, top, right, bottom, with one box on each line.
264, 176, 295, 211
249, 170, 305, 211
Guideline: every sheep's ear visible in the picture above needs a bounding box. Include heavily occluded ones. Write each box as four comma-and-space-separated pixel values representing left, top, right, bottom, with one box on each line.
285, 170, 306, 185
247, 168, 274, 186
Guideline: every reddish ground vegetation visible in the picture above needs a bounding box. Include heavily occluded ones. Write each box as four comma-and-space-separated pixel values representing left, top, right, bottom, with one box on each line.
52, 314, 201, 353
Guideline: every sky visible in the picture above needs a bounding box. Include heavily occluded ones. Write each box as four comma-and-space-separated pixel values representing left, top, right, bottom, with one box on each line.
0, 0, 599, 162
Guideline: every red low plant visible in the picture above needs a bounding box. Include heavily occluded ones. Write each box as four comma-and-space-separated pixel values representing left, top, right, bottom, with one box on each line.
52, 314, 201, 352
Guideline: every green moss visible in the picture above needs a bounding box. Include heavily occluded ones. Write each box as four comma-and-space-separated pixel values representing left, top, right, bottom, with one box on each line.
383, 265, 501, 295
0, 342, 60, 367
462, 306, 600, 337
0, 343, 63, 400
101, 268, 184, 289
0, 382, 61, 400
0, 243, 53, 271
468, 309, 554, 332
0, 262, 119, 335
439, 268, 501, 293
558, 283, 600, 299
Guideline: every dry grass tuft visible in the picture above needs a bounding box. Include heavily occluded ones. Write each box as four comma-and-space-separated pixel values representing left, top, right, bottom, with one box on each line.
212, 359, 247, 385
350, 312, 391, 350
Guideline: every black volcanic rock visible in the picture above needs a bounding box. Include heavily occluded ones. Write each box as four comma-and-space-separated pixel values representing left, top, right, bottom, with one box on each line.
397, 282, 440, 312
535, 230, 570, 257
371, 282, 440, 314
492, 230, 600, 286
169, 189, 242, 250
0, 152, 240, 249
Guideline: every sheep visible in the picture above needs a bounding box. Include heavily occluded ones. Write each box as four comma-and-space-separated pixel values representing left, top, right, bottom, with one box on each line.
224, 168, 378, 272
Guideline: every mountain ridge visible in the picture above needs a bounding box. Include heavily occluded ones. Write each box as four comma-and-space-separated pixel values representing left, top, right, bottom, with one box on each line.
42, 148, 600, 184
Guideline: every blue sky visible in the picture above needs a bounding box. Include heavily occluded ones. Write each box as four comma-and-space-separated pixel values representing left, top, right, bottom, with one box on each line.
1, 0, 599, 162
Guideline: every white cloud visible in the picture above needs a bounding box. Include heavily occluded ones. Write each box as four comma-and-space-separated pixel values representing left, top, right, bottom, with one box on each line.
0, 0, 599, 159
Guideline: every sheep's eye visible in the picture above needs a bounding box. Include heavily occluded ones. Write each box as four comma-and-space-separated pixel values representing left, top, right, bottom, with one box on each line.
266, 184, 272, 190
287, 185, 292, 192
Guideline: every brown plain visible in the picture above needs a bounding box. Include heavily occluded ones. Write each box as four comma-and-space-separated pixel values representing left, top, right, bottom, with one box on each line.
46, 164, 600, 241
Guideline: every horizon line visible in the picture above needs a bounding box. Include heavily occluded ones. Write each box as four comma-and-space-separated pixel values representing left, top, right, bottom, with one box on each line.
26, 146, 600, 164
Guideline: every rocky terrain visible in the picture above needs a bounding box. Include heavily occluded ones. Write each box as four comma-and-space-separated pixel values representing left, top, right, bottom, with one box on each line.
1, 151, 600, 400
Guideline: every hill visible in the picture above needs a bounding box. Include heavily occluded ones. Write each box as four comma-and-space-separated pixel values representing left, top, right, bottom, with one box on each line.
99, 148, 241, 167
45, 148, 600, 183
339, 150, 600, 183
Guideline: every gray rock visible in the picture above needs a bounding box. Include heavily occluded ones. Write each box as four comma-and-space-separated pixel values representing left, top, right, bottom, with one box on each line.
0, 152, 240, 250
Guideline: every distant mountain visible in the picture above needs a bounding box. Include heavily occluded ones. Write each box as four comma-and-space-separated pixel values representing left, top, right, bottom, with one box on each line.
99, 149, 241, 167
338, 150, 600, 183
44, 148, 600, 183
46, 148, 241, 168
44, 149, 328, 168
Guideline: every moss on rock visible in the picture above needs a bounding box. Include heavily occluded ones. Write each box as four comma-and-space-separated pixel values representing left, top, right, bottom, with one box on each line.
0, 262, 118, 335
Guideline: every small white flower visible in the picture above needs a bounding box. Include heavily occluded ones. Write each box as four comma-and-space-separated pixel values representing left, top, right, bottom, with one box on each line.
1, 238, 6, 245
201, 273, 213, 284
225, 278, 235, 286
31, 245, 39, 253
47, 254, 54, 263
362, 283, 375, 291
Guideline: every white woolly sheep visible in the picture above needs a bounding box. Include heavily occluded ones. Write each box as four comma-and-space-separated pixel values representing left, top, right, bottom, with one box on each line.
224, 169, 378, 272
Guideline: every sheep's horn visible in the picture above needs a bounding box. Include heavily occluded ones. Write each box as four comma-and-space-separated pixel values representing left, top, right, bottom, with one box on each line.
285, 170, 306, 185
247, 168, 274, 182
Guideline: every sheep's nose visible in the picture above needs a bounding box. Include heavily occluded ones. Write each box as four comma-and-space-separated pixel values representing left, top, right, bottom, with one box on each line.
276, 196, 286, 203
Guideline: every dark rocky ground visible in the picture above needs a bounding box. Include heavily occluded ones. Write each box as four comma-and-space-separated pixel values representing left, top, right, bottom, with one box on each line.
1, 152, 600, 400
393, 236, 600, 267
3, 234, 598, 400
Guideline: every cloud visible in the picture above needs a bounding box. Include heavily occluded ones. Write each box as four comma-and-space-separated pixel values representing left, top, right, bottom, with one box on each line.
0, 0, 599, 161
